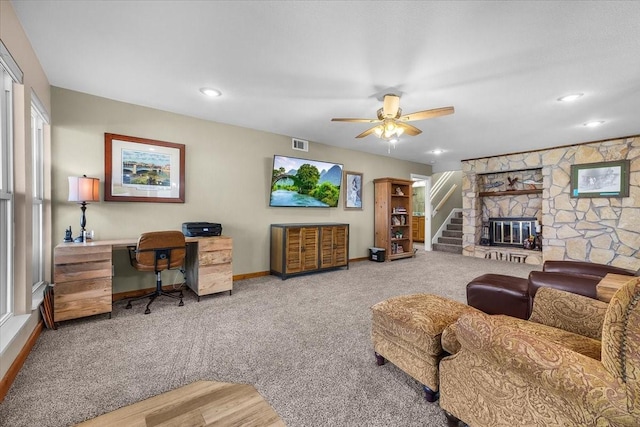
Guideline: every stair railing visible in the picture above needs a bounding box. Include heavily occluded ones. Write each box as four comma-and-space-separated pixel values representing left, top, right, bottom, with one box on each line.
430, 170, 454, 202
432, 184, 458, 217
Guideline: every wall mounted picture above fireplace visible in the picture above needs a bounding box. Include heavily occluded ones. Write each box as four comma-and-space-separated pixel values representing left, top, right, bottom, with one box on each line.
270, 155, 343, 207
570, 160, 630, 198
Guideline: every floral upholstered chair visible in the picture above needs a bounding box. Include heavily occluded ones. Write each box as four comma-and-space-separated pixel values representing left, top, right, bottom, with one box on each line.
439, 277, 640, 426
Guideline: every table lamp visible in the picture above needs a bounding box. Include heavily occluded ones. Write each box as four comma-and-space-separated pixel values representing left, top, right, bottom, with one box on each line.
68, 175, 100, 243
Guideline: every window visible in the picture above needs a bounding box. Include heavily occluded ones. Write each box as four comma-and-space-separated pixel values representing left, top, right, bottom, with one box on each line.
31, 101, 47, 291
0, 65, 14, 326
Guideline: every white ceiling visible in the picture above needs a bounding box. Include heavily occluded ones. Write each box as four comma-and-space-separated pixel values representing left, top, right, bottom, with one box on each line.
11, 0, 640, 172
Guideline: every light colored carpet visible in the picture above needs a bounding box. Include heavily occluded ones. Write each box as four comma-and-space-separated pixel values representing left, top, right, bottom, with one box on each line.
0, 250, 538, 426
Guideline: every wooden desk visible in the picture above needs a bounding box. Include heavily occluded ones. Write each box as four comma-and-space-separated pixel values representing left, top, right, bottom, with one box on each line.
596, 273, 633, 302
76, 380, 285, 427
53, 236, 232, 322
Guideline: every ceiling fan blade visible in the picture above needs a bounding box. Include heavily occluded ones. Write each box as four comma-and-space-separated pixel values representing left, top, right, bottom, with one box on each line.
398, 106, 455, 122
331, 117, 381, 123
396, 122, 422, 136
382, 94, 400, 118
356, 126, 381, 139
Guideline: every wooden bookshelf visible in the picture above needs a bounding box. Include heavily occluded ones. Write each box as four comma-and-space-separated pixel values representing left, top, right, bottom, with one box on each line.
374, 178, 413, 261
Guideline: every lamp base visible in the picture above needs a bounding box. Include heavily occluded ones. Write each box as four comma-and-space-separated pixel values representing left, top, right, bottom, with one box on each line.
73, 235, 85, 243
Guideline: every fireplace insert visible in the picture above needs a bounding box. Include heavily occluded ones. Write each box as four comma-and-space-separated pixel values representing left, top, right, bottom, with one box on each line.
488, 217, 537, 247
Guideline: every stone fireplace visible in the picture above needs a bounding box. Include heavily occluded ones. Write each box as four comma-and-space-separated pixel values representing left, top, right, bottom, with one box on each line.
461, 136, 640, 269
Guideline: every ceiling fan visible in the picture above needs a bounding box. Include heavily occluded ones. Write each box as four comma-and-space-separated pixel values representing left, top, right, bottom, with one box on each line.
331, 94, 454, 140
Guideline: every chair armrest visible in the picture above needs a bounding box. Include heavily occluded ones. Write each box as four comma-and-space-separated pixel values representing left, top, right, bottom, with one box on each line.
454, 312, 628, 416
542, 260, 636, 278
528, 270, 600, 299
441, 323, 460, 355
528, 287, 607, 340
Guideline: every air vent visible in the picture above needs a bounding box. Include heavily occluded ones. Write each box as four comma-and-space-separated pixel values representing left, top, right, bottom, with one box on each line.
292, 138, 309, 152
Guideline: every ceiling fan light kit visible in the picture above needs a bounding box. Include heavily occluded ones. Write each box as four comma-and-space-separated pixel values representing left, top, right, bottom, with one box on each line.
332, 94, 454, 143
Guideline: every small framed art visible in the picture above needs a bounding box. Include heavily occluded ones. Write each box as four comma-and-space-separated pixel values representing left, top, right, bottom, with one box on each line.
344, 171, 363, 209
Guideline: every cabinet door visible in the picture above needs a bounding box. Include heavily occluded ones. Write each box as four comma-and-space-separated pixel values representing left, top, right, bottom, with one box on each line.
286, 227, 319, 273
412, 217, 420, 240
301, 227, 319, 271
320, 225, 348, 268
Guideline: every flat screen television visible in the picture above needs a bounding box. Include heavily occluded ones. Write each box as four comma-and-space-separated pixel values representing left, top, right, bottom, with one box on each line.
270, 155, 343, 207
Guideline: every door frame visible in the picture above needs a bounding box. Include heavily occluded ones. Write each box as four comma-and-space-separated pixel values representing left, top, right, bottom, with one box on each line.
410, 174, 432, 251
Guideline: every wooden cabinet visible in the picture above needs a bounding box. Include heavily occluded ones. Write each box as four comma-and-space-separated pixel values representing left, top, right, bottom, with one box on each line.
185, 236, 233, 299
270, 223, 349, 279
374, 178, 413, 261
412, 216, 425, 242
53, 244, 113, 322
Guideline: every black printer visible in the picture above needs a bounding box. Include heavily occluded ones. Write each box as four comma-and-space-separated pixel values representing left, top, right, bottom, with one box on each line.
182, 222, 222, 237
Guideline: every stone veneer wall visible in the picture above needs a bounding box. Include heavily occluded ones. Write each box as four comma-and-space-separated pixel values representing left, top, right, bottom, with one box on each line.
462, 136, 640, 270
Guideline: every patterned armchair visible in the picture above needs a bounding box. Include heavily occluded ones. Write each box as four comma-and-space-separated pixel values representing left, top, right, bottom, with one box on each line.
439, 277, 640, 426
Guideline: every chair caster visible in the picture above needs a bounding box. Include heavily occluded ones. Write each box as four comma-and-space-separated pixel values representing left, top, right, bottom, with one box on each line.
144, 308, 151, 314
179, 300, 184, 307
125, 303, 132, 309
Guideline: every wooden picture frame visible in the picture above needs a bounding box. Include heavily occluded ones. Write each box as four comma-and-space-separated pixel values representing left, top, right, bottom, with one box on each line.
344, 171, 363, 210
104, 133, 185, 203
570, 160, 630, 198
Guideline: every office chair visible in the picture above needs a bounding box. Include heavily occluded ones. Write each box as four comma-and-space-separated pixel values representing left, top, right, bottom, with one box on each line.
125, 230, 187, 314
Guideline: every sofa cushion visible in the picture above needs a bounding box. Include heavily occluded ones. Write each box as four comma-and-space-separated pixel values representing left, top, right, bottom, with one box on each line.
528, 287, 608, 340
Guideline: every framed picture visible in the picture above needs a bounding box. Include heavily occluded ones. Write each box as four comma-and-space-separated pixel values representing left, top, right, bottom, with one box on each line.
104, 133, 185, 203
570, 160, 630, 198
344, 171, 363, 209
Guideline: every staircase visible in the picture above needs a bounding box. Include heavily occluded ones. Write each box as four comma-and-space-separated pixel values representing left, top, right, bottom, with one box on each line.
433, 211, 463, 254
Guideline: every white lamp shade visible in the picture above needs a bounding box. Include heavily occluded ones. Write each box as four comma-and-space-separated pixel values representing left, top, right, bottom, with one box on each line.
68, 176, 100, 202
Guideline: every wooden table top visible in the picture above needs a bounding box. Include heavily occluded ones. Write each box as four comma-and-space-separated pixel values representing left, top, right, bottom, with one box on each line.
76, 380, 285, 427
596, 273, 635, 303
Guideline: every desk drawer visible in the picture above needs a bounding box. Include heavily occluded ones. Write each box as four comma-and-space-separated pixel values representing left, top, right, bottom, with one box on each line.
54, 278, 112, 322
54, 245, 112, 264
54, 260, 112, 284
199, 249, 232, 266
189, 264, 232, 296
197, 236, 232, 252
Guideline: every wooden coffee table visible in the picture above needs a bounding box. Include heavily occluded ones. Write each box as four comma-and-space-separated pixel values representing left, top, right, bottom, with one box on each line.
76, 380, 285, 426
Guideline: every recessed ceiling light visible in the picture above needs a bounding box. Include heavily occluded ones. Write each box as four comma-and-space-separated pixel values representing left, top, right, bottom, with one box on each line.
431, 149, 444, 155
584, 120, 605, 127
200, 88, 222, 97
557, 93, 583, 102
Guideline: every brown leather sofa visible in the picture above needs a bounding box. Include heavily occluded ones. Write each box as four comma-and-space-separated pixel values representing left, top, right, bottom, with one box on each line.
467, 260, 637, 319
530, 260, 638, 299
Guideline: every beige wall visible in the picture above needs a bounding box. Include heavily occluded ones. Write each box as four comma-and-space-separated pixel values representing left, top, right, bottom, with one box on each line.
0, 1, 51, 381
52, 87, 431, 290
